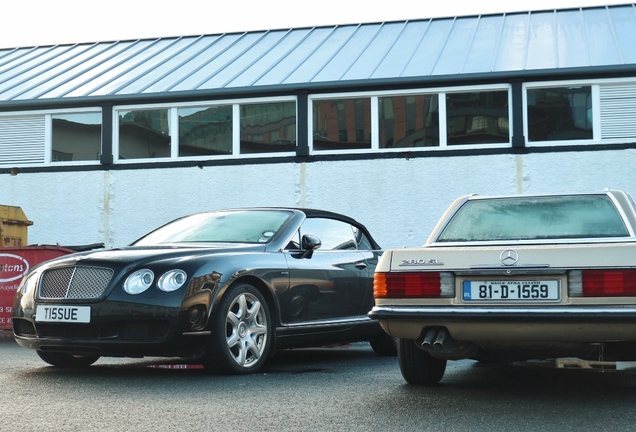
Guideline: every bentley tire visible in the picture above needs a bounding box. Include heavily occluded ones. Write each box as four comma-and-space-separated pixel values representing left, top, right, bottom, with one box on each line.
36, 351, 100, 367
202, 283, 272, 374
369, 332, 397, 356
398, 338, 447, 385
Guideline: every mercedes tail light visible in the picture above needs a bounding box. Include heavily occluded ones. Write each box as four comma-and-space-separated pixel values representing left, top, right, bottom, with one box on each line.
374, 272, 454, 298
569, 269, 636, 296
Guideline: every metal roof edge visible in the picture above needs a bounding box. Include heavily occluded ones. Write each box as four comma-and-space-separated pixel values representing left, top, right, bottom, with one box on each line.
1, 63, 636, 112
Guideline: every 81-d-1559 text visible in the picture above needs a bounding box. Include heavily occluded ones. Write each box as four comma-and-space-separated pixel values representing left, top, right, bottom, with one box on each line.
463, 280, 560, 301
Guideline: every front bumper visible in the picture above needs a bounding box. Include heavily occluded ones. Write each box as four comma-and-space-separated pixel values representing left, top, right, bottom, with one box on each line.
12, 304, 210, 358
13, 319, 210, 358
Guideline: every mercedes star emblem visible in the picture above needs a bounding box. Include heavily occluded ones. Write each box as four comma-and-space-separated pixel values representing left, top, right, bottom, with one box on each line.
499, 249, 519, 266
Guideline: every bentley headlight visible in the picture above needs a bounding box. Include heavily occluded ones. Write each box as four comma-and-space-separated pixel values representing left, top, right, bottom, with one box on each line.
123, 269, 154, 295
157, 270, 187, 292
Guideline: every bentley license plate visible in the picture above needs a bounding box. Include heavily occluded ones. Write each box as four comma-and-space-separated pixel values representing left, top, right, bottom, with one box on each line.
35, 305, 91, 323
462, 280, 560, 301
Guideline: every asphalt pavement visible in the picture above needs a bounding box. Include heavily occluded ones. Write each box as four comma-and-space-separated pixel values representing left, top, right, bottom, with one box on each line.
3, 335, 636, 431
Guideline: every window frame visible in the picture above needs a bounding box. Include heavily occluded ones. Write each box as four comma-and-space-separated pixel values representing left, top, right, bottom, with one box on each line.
308, 84, 512, 155
523, 80, 601, 147
48, 108, 103, 165
7, 77, 636, 169
0, 107, 103, 167
113, 96, 297, 164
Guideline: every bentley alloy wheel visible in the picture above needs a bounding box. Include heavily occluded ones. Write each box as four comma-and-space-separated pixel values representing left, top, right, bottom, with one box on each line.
202, 283, 271, 374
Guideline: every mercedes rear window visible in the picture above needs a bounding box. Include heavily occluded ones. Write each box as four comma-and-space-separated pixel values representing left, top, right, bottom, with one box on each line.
436, 195, 629, 242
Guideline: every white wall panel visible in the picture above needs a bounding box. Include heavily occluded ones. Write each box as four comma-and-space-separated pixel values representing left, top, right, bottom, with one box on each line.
0, 150, 634, 250
514, 150, 636, 195
106, 164, 299, 247
0, 171, 104, 247
299, 155, 519, 248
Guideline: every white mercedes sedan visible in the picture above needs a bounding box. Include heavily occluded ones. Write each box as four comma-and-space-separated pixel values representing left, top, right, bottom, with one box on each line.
370, 189, 636, 385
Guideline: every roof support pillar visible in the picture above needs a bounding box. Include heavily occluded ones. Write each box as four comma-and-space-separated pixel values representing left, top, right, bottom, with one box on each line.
511, 80, 525, 148
296, 91, 309, 157
100, 104, 113, 165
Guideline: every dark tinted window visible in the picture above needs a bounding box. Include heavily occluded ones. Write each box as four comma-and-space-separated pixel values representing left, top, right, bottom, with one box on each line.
313, 98, 371, 151
119, 109, 171, 159
527, 86, 592, 141
52, 112, 102, 162
446, 91, 509, 145
379, 94, 439, 148
240, 102, 296, 154
178, 106, 232, 156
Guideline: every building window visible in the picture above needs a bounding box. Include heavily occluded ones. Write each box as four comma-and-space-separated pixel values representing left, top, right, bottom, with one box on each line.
115, 99, 297, 161
310, 88, 510, 154
118, 109, 171, 160
240, 102, 296, 154
379, 94, 439, 148
178, 106, 232, 156
0, 115, 46, 166
446, 91, 509, 145
312, 98, 371, 151
52, 112, 102, 162
527, 86, 592, 142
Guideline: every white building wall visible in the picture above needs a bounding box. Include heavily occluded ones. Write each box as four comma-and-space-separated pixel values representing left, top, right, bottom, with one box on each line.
1, 148, 635, 250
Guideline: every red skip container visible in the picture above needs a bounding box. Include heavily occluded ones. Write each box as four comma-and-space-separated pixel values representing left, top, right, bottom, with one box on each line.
0, 246, 76, 331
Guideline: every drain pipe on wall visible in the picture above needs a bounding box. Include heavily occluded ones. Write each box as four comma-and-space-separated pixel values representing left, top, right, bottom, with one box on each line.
516, 154, 525, 194
103, 171, 111, 249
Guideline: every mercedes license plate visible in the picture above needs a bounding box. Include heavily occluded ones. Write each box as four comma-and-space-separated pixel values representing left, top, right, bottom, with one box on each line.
35, 305, 91, 323
462, 280, 560, 301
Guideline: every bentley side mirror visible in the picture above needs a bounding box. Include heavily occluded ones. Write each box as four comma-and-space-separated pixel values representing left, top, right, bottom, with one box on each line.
300, 234, 321, 258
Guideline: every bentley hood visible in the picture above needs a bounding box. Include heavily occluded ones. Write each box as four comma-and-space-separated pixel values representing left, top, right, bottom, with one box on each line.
34, 243, 269, 269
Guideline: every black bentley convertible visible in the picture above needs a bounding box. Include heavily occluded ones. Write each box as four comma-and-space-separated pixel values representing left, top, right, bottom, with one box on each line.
13, 208, 394, 373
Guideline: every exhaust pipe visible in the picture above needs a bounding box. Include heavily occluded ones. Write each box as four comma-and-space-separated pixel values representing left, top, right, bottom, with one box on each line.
433, 328, 448, 349
418, 327, 450, 350
420, 329, 437, 348
416, 327, 479, 359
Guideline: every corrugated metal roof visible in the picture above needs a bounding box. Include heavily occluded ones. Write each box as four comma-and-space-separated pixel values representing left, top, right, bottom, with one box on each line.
1, 4, 636, 105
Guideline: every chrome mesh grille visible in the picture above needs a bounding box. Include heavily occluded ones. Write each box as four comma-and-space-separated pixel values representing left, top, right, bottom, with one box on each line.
13, 319, 36, 337
39, 266, 113, 299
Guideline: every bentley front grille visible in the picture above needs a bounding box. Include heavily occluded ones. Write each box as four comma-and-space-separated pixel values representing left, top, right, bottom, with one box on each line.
39, 266, 114, 300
